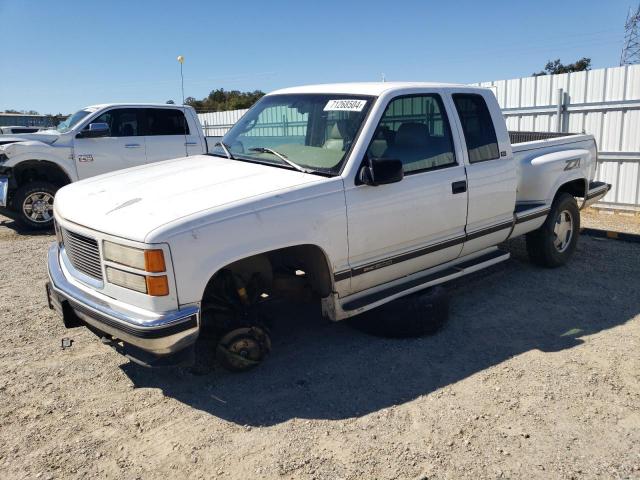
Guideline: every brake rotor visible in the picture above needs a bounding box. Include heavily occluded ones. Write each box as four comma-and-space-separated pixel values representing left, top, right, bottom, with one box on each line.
216, 326, 272, 372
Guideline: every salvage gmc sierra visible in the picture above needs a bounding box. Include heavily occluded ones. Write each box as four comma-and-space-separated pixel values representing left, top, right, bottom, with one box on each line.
45, 83, 611, 371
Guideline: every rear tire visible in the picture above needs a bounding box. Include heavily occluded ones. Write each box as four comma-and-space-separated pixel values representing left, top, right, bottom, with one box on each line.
349, 286, 449, 338
526, 192, 580, 268
13, 181, 57, 231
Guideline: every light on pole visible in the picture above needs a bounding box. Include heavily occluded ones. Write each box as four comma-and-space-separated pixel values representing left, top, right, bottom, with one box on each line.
177, 55, 185, 105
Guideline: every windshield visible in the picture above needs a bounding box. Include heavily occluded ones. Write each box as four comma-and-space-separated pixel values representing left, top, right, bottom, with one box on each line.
211, 94, 374, 174
56, 109, 93, 133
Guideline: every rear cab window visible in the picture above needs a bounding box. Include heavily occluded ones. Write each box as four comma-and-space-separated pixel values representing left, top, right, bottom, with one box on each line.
452, 93, 500, 163
146, 108, 190, 135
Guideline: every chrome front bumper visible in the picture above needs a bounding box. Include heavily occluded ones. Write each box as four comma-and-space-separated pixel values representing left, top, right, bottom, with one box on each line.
46, 242, 200, 364
0, 176, 8, 207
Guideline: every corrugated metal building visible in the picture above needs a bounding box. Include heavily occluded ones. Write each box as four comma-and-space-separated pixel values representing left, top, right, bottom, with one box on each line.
0, 113, 58, 128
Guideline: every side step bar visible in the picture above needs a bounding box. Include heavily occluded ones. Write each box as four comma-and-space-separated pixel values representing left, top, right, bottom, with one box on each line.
341, 249, 510, 314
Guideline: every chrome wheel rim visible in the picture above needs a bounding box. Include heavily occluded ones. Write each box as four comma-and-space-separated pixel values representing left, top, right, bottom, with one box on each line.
553, 209, 573, 253
22, 192, 54, 223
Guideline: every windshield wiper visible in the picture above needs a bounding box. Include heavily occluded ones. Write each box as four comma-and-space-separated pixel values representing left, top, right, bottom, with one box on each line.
214, 141, 234, 160
248, 147, 313, 174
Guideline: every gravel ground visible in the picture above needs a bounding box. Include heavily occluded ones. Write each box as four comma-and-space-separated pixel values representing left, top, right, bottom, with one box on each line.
582, 208, 640, 235
0, 213, 639, 480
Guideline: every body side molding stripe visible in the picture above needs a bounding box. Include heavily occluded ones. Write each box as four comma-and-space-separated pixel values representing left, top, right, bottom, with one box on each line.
333, 219, 516, 282
514, 208, 551, 224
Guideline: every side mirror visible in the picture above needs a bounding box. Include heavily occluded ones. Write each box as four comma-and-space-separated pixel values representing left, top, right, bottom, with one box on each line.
358, 157, 404, 186
76, 122, 110, 138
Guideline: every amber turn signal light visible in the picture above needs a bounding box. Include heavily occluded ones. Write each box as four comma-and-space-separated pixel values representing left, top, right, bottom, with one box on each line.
146, 275, 169, 296
144, 249, 166, 273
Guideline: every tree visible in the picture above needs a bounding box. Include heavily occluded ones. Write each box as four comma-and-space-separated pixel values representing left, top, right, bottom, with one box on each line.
185, 89, 265, 112
533, 58, 591, 76
1, 109, 40, 115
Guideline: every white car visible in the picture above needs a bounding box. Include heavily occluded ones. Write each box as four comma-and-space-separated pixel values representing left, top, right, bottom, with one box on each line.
0, 103, 207, 229
46, 82, 610, 370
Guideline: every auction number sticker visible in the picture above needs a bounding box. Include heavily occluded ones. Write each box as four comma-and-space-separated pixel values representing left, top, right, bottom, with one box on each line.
324, 99, 367, 112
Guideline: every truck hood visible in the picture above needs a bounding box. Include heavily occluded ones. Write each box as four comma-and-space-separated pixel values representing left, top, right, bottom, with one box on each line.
0, 130, 61, 146
54, 155, 324, 242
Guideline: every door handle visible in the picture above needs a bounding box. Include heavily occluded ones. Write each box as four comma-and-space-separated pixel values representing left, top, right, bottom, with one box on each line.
124, 143, 141, 148
452, 180, 467, 194
184, 142, 198, 146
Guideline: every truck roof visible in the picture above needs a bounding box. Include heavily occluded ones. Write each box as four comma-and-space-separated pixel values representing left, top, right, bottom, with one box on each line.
84, 103, 194, 110
271, 82, 486, 96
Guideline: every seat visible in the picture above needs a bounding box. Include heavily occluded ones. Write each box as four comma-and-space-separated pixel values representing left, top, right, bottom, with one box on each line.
323, 122, 345, 150
368, 126, 390, 158
383, 122, 429, 164
384, 122, 454, 171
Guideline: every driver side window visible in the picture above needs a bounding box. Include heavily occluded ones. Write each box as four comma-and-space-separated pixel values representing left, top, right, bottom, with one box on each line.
87, 109, 141, 137
366, 94, 456, 174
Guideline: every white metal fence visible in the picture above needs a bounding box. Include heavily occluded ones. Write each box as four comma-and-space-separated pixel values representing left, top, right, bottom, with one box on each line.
474, 65, 640, 210
198, 65, 640, 209
199, 109, 248, 137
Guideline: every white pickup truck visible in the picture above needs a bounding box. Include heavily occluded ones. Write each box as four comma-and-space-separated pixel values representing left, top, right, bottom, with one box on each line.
46, 82, 611, 370
0, 103, 207, 229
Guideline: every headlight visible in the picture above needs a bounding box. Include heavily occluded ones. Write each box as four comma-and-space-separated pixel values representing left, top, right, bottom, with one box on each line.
105, 267, 170, 296
103, 241, 169, 296
106, 267, 148, 293
103, 241, 166, 272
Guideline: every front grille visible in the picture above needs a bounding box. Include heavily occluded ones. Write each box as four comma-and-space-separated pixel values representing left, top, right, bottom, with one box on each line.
61, 228, 103, 280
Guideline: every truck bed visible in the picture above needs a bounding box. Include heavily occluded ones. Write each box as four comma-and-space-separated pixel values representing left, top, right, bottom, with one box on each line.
509, 131, 598, 206
509, 131, 580, 144
509, 131, 594, 154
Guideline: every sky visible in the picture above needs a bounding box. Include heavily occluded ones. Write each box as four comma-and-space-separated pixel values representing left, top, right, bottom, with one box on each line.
0, 0, 636, 114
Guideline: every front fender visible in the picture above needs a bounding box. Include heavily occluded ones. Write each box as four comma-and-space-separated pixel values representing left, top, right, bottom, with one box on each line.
2, 143, 78, 182
155, 183, 350, 306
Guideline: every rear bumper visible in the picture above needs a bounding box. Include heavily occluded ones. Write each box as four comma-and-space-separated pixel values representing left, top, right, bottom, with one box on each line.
46, 242, 200, 366
583, 181, 612, 209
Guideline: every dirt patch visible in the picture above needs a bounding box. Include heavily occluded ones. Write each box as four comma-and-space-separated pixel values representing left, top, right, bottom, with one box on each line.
0, 214, 639, 479
582, 208, 640, 235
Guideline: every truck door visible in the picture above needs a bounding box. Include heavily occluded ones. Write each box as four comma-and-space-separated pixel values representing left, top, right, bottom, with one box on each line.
73, 108, 147, 179
144, 108, 198, 162
449, 92, 517, 256
344, 93, 468, 294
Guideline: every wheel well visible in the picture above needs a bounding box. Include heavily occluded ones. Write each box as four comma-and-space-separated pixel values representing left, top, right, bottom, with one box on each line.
556, 179, 587, 199
13, 161, 72, 188
202, 245, 333, 303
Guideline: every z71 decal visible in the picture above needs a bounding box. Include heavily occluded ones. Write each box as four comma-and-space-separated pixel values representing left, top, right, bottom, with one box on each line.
564, 158, 581, 171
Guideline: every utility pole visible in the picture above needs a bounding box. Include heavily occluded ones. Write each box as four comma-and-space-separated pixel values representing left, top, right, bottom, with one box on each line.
177, 55, 185, 104
621, 3, 640, 66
